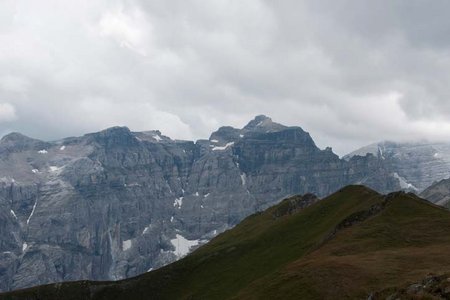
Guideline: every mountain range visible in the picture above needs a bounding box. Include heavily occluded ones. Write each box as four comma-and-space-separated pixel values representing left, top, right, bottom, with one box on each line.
3, 186, 450, 299
1, 115, 450, 292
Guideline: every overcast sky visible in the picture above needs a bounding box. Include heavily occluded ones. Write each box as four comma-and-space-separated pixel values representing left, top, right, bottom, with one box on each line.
1, 1, 450, 155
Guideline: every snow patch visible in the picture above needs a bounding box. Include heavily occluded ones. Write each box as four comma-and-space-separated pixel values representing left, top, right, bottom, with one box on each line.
240, 173, 246, 186
194, 191, 199, 197
142, 226, 149, 235
204, 193, 210, 198
22, 242, 28, 252
60, 145, 66, 150
173, 197, 183, 209
49, 166, 62, 173
31, 169, 39, 174
147, 267, 154, 272
10, 210, 17, 219
210, 139, 219, 143
122, 239, 132, 251
378, 146, 384, 159
38, 149, 48, 154
27, 200, 38, 225
239, 134, 244, 138
170, 234, 200, 258
434, 152, 440, 158
0, 177, 15, 183
212, 142, 234, 151
153, 134, 162, 141
200, 205, 204, 208
393, 172, 418, 191
170, 216, 174, 222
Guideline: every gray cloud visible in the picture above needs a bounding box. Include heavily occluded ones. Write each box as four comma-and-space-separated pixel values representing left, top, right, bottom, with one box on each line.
1, 0, 450, 155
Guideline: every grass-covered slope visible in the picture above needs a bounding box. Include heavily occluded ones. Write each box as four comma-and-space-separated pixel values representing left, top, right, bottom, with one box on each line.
3, 185, 450, 299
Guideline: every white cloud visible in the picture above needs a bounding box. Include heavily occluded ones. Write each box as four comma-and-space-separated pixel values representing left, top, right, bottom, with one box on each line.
77, 96, 194, 139
0, 103, 17, 122
98, 5, 152, 56
0, 75, 29, 92
1, 1, 450, 155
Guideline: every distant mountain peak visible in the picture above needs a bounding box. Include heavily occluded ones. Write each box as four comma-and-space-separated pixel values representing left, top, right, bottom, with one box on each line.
84, 126, 133, 138
0, 132, 47, 152
1, 132, 35, 143
246, 114, 272, 124
99, 126, 131, 135
209, 115, 303, 143
243, 115, 287, 132
244, 115, 273, 129
84, 126, 138, 147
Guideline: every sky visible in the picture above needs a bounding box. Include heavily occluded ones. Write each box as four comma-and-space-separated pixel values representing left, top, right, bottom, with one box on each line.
1, 0, 450, 155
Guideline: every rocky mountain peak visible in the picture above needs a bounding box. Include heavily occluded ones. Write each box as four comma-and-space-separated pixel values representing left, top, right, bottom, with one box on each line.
1, 132, 36, 143
209, 116, 311, 146
84, 126, 138, 147
98, 126, 132, 136
209, 126, 241, 143
244, 114, 271, 127
243, 115, 287, 132
0, 132, 48, 153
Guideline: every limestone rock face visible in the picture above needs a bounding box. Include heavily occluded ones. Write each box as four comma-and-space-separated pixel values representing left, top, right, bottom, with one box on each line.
420, 178, 450, 208
0, 116, 400, 291
345, 141, 450, 192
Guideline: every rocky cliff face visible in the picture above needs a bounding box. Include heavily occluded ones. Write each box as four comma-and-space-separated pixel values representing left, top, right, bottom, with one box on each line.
345, 141, 450, 192
420, 178, 450, 208
0, 115, 400, 291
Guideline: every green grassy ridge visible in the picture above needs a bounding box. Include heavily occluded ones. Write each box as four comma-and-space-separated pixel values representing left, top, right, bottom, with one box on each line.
3, 185, 450, 299
235, 192, 450, 299
118, 185, 383, 300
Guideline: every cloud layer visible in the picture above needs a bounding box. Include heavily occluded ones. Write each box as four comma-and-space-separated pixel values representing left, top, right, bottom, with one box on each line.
1, 0, 450, 155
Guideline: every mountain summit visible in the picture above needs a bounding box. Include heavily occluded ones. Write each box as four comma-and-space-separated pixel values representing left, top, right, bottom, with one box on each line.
242, 114, 287, 132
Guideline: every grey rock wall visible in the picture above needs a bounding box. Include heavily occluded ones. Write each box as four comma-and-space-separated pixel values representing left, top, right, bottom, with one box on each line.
420, 178, 450, 208
345, 141, 450, 191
